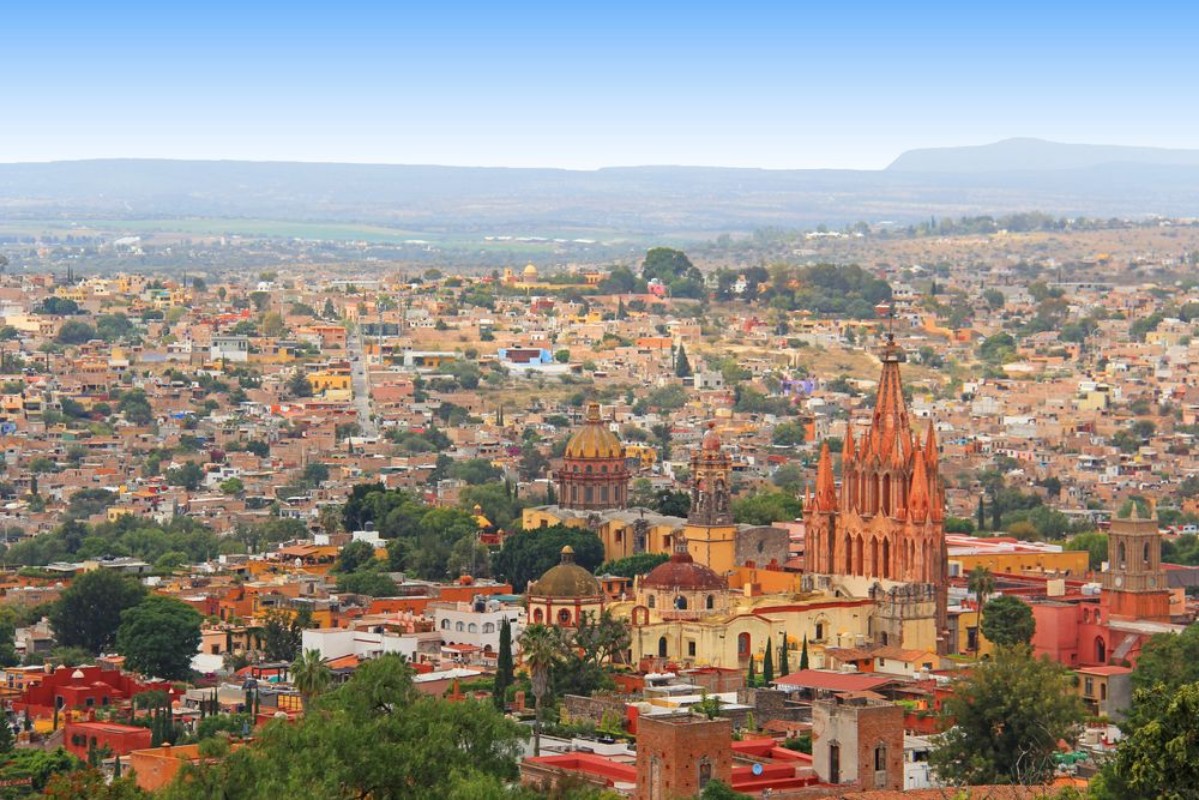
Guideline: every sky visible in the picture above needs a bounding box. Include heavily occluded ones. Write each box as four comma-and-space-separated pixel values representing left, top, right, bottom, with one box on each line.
5, 2, 1197, 170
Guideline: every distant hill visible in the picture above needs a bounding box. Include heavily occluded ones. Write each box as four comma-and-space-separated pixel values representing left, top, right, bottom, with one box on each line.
888, 137, 1199, 173
1, 149, 1198, 237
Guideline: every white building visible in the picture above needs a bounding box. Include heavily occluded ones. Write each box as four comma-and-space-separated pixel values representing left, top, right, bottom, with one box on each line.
210, 336, 250, 363
433, 598, 524, 656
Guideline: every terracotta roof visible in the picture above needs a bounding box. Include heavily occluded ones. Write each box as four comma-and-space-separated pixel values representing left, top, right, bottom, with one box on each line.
772, 669, 896, 692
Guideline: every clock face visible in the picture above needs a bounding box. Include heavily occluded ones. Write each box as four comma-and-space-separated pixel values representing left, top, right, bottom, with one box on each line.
1114, 576, 1124, 588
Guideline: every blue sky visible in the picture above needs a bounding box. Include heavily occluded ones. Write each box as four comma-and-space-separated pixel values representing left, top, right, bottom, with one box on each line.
4, 2, 1196, 169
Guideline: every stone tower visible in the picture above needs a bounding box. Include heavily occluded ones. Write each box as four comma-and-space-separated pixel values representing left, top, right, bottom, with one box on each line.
1102, 503, 1171, 623
684, 423, 739, 573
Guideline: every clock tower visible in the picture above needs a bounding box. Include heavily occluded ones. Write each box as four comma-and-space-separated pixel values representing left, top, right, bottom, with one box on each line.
1101, 503, 1171, 623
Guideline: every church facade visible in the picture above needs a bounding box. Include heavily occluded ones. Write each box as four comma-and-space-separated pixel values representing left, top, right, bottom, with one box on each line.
803, 337, 950, 654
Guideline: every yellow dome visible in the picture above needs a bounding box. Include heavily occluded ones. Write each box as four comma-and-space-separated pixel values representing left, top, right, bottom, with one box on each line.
564, 403, 623, 460
523, 263, 539, 277
530, 546, 601, 597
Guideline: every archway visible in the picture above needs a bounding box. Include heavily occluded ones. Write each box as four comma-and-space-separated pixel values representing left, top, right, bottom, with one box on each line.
1095, 637, 1107, 664
658, 637, 668, 658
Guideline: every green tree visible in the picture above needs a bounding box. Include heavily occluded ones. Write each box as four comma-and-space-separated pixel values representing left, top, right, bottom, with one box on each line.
597, 553, 669, 578
449, 459, 503, 486
335, 540, 378, 574
291, 648, 331, 716
641, 247, 700, 284
492, 526, 604, 591
699, 781, 752, 800
732, 492, 803, 525
261, 607, 312, 662
56, 320, 97, 345
336, 570, 398, 597
980, 595, 1035, 648
799, 635, 809, 670
116, 596, 203, 680
771, 421, 806, 447
219, 477, 244, 495
674, 344, 692, 378
494, 617, 514, 711
43, 768, 147, 799
50, 569, 147, 654
285, 369, 312, 399
165, 461, 205, 492
1065, 531, 1108, 571
161, 654, 527, 800
930, 645, 1084, 786
762, 638, 774, 684
1092, 682, 1199, 799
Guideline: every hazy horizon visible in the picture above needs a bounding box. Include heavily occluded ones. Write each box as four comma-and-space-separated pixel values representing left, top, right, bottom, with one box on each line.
7, 3, 1198, 170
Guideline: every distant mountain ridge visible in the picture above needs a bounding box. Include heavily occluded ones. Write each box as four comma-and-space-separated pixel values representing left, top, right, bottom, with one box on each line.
888, 137, 1199, 173
1, 141, 1198, 235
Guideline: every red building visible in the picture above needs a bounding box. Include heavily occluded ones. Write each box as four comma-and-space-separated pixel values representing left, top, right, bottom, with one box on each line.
12, 665, 177, 720
64, 720, 152, 759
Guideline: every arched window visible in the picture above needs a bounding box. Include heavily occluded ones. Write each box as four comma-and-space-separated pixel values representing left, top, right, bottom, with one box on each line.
440, 619, 450, 630
467, 623, 478, 633
558, 609, 572, 625
533, 608, 544, 623
737, 632, 751, 657
1144, 542, 1151, 565
658, 637, 668, 657
1096, 637, 1107, 663
1117, 542, 1126, 570
585, 465, 593, 474
647, 595, 655, 609
455, 621, 465, 632
706, 595, 715, 610
482, 622, 495, 634
882, 474, 892, 517
674, 595, 688, 610
601, 465, 608, 473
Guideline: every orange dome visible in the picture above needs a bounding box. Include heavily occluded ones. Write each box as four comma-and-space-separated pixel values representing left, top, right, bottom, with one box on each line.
643, 545, 725, 592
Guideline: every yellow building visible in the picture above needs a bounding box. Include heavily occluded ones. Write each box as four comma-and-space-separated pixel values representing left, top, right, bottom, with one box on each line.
625, 593, 875, 672
307, 370, 353, 399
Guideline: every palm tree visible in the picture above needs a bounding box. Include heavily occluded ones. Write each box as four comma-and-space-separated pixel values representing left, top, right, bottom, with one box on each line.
967, 566, 995, 658
292, 649, 331, 716
519, 624, 565, 756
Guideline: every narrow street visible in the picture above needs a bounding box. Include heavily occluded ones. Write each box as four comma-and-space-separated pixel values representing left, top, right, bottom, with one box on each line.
347, 328, 378, 437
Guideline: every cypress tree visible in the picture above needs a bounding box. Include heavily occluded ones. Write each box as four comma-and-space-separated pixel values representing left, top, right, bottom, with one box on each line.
778, 636, 790, 677
800, 634, 810, 671
991, 497, 1002, 531
763, 639, 774, 685
747, 651, 756, 687
0, 717, 13, 754
494, 617, 514, 711
977, 496, 986, 531
675, 343, 692, 378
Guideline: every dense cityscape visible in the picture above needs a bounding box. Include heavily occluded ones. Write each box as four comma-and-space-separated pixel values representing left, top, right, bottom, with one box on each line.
0, 226, 1191, 796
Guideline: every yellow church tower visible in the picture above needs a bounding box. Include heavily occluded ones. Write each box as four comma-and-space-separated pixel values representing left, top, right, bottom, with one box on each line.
685, 423, 739, 574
